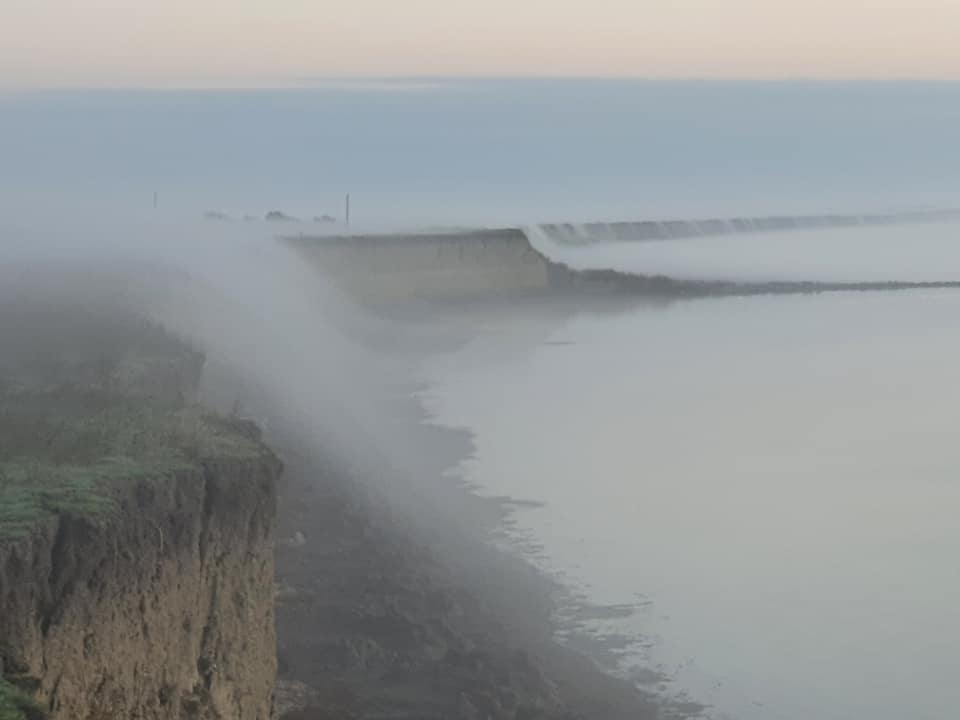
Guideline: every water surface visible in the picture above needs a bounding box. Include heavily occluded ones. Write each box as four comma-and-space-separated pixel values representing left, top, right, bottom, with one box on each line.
423, 287, 960, 720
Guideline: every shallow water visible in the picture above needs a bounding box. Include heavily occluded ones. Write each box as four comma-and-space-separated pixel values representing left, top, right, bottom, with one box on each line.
421, 287, 960, 720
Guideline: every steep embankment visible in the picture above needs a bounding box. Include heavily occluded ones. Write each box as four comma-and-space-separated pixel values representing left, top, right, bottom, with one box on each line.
0, 303, 280, 720
288, 228, 552, 303
287, 208, 960, 303
0, 446, 279, 720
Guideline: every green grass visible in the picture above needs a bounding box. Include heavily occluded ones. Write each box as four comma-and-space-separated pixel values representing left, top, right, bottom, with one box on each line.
0, 394, 268, 541
0, 305, 270, 542
0, 677, 45, 720
0, 457, 180, 541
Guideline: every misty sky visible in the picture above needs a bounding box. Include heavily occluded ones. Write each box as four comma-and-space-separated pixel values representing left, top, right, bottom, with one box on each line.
5, 0, 960, 88
4, 80, 959, 226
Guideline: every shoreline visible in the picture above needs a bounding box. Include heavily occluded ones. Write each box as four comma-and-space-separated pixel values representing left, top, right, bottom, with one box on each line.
0, 268, 703, 720
410, 377, 708, 718
265, 342, 702, 719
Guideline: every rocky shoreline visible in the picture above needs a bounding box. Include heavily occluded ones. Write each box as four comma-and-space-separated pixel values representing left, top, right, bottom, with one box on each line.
271, 437, 665, 720
263, 366, 691, 720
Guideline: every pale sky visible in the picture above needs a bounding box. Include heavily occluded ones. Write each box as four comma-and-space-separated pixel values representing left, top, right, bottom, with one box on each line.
4, 0, 960, 88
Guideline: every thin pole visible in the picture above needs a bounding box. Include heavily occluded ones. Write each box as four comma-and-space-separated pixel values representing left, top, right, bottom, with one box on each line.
345, 193, 351, 228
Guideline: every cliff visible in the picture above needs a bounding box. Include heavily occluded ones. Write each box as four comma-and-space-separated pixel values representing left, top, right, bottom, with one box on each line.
0, 303, 281, 720
287, 229, 553, 303
0, 272, 663, 720
285, 208, 960, 305
0, 449, 279, 720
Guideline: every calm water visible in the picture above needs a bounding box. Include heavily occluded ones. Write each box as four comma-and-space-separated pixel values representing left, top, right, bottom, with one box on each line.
422, 285, 960, 720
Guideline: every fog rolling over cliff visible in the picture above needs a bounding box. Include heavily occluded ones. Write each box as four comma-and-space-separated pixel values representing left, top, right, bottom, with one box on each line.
0, 248, 282, 720
6, 197, 960, 720
0, 220, 434, 505
0, 218, 675, 719
4, 79, 960, 720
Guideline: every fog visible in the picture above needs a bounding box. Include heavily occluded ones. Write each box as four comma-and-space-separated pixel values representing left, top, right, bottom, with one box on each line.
5, 79, 960, 720
0, 218, 435, 507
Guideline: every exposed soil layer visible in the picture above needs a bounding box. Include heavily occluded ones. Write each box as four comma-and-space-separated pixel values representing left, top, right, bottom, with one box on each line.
0, 455, 279, 720
0, 304, 281, 720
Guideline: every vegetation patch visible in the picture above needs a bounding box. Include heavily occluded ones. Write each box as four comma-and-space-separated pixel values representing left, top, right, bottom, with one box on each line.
0, 398, 267, 541
0, 300, 270, 541
0, 677, 45, 720
0, 456, 180, 542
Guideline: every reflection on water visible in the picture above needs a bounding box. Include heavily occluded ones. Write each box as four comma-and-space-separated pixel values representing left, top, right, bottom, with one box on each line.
421, 289, 960, 720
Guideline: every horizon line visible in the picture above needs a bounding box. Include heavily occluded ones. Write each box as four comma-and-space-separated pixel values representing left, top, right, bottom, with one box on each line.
5, 75, 960, 94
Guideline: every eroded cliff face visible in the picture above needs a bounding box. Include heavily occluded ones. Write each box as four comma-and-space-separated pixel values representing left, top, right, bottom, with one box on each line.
0, 454, 280, 720
287, 229, 553, 304
0, 291, 283, 720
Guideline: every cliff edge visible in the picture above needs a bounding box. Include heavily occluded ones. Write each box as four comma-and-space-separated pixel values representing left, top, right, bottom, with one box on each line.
0, 304, 280, 720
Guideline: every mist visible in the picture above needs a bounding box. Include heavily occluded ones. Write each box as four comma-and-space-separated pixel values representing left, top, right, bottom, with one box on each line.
0, 218, 420, 492
5, 79, 960, 720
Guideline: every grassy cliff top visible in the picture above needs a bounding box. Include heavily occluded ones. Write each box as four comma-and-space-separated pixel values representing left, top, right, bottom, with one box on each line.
0, 392, 270, 541
0, 299, 270, 542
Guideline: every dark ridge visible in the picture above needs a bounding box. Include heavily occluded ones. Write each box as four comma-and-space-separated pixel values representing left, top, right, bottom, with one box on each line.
285, 227, 526, 247
553, 265, 960, 298
284, 208, 960, 303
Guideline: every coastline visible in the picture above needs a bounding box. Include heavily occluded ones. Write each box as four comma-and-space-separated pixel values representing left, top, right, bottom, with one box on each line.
0, 266, 702, 720
267, 347, 700, 719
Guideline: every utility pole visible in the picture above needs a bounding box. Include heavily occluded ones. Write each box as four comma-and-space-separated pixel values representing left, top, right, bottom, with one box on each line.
153, 191, 158, 210
345, 193, 351, 228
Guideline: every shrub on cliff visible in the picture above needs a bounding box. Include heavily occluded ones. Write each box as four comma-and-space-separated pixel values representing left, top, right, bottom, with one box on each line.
0, 678, 45, 720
